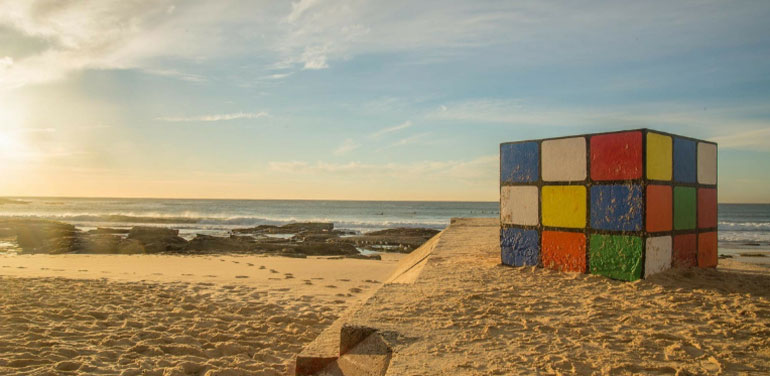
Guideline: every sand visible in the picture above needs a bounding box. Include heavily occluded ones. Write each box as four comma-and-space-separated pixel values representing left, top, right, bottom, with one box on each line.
321, 218, 770, 375
0, 253, 402, 375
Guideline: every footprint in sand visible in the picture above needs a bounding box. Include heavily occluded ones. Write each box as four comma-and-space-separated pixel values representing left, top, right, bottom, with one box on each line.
325, 285, 337, 289
247, 263, 254, 266
312, 277, 324, 280
205, 275, 217, 278
17, 266, 26, 269
269, 269, 279, 274
337, 278, 350, 282
181, 273, 193, 276
304, 280, 313, 285
235, 275, 249, 279
284, 273, 294, 279
78, 269, 87, 272
219, 259, 226, 262
1, 266, 8, 268
40, 267, 49, 270
268, 277, 281, 281
259, 265, 266, 270
349, 287, 362, 293
232, 261, 240, 264
151, 273, 163, 276
364, 279, 380, 283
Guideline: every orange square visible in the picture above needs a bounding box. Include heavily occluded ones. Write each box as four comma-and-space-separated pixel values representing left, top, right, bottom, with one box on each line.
698, 232, 718, 268
646, 185, 672, 232
542, 231, 586, 273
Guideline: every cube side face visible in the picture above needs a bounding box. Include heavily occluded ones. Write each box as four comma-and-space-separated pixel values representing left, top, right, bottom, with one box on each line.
590, 131, 643, 181
500, 142, 539, 184
500, 186, 539, 226
590, 184, 643, 232
500, 228, 540, 267
589, 234, 643, 281
542, 137, 587, 182
500, 129, 717, 281
645, 236, 672, 278
542, 231, 587, 273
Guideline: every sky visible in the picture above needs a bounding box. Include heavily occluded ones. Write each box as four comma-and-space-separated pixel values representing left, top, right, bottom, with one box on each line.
0, 0, 769, 202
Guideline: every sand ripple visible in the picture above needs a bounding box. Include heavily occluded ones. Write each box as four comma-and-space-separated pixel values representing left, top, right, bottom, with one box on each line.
0, 276, 340, 375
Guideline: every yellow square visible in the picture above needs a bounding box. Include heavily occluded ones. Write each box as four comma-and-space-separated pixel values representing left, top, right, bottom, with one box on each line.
542, 186, 586, 228
647, 132, 672, 181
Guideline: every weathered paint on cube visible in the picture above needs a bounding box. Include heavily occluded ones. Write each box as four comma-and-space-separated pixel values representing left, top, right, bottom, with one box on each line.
646, 132, 672, 181
698, 232, 718, 268
645, 236, 672, 277
589, 234, 642, 281
500, 228, 539, 267
541, 231, 586, 273
674, 187, 696, 230
673, 137, 696, 183
698, 188, 717, 229
590, 184, 643, 231
542, 186, 586, 229
646, 185, 672, 232
672, 234, 697, 268
590, 131, 642, 181
500, 142, 539, 183
698, 142, 717, 185
500, 186, 539, 226
541, 137, 586, 182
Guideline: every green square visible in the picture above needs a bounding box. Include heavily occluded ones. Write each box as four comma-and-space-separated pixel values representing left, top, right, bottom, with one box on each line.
673, 187, 696, 230
589, 234, 642, 281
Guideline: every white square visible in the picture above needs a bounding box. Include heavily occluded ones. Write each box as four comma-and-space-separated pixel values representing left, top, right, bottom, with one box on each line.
645, 236, 672, 278
697, 142, 717, 185
500, 186, 539, 226
542, 137, 586, 182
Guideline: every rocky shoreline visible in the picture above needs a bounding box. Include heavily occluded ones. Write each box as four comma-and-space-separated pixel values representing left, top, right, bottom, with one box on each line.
0, 219, 439, 259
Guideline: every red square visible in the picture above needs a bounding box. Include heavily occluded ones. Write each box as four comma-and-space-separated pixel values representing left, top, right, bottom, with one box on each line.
590, 131, 642, 181
698, 188, 717, 228
646, 185, 672, 232
698, 232, 718, 268
542, 231, 586, 273
673, 234, 697, 268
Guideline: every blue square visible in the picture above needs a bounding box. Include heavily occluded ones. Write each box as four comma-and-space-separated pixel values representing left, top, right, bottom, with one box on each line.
673, 138, 696, 183
500, 228, 540, 266
501, 142, 539, 183
590, 184, 643, 231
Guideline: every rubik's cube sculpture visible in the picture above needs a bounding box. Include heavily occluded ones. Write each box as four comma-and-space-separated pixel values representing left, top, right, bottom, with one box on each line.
500, 129, 718, 281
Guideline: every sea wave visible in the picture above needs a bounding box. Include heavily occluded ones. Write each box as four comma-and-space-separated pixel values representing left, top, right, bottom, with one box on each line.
718, 221, 770, 231
0, 213, 450, 230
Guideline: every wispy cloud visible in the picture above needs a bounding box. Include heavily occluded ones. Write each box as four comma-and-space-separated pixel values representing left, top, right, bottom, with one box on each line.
268, 154, 497, 183
710, 127, 770, 151
333, 138, 359, 155
388, 132, 430, 148
155, 112, 269, 122
371, 120, 413, 138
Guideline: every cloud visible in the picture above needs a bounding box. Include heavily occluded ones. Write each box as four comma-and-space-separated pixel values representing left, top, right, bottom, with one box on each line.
371, 120, 413, 138
333, 138, 359, 155
287, 0, 322, 23
388, 132, 430, 148
710, 127, 770, 151
155, 112, 269, 122
268, 154, 498, 183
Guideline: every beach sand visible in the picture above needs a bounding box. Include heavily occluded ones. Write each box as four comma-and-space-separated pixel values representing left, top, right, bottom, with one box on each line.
310, 218, 770, 375
0, 253, 402, 375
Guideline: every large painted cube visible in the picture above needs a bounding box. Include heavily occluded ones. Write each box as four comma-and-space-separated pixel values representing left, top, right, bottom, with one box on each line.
500, 129, 718, 281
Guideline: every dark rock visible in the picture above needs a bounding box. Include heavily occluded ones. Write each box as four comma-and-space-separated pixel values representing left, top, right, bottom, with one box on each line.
127, 226, 187, 253
232, 222, 334, 234
86, 227, 130, 235
185, 234, 258, 253
345, 254, 382, 260
364, 228, 440, 238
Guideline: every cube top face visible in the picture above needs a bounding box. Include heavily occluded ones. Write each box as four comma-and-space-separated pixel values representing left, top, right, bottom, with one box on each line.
500, 128, 717, 281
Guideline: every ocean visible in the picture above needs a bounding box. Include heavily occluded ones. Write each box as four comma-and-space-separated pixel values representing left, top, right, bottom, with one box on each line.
0, 198, 768, 252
